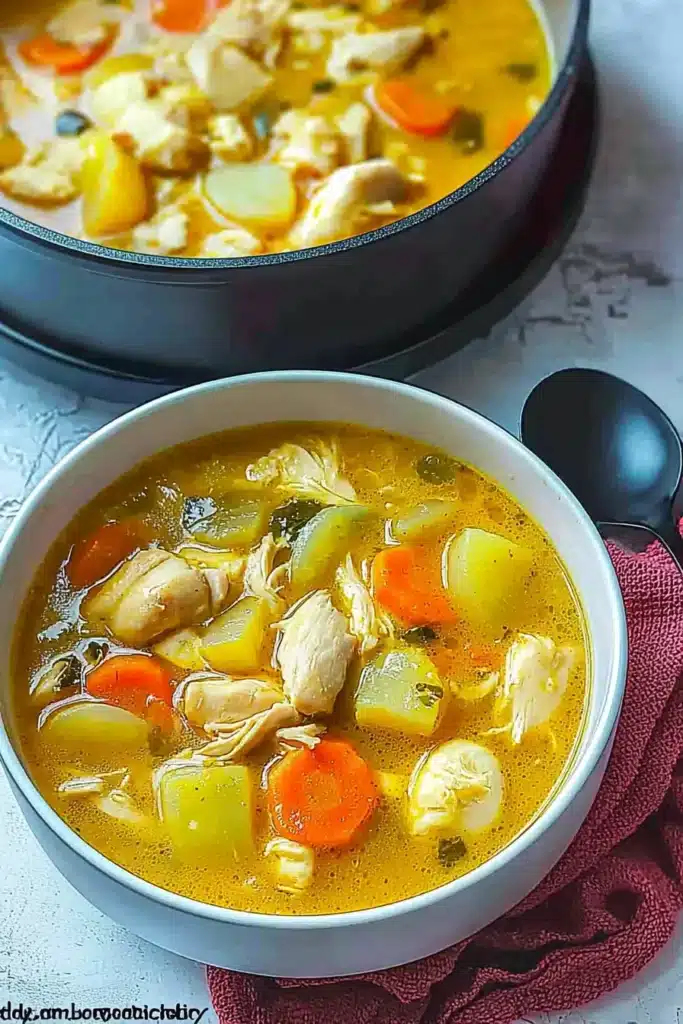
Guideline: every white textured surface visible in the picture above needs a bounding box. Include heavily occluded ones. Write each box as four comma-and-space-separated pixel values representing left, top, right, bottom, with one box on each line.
1, 0, 683, 1018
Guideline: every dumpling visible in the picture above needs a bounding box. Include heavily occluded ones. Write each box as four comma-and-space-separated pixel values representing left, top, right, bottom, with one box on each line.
408, 739, 503, 837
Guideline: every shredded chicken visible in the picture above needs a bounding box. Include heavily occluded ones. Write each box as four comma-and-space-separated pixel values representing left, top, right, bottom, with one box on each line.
336, 554, 391, 655
208, 0, 290, 60
0, 137, 86, 204
208, 114, 253, 161
335, 102, 372, 164
275, 590, 356, 715
89, 70, 151, 128
451, 670, 500, 703
132, 204, 189, 255
85, 549, 230, 647
95, 788, 148, 827
243, 533, 288, 610
272, 109, 341, 176
265, 837, 315, 892
491, 634, 576, 744
408, 739, 503, 837
289, 159, 408, 249
186, 37, 271, 110
246, 441, 356, 504
276, 722, 326, 750
181, 672, 283, 733
200, 701, 300, 759
47, 0, 121, 47
199, 227, 263, 258
114, 98, 209, 174
327, 26, 425, 83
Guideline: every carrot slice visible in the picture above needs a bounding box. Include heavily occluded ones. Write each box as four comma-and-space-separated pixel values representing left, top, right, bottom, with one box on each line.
19, 29, 115, 74
268, 738, 378, 848
86, 654, 174, 717
375, 80, 456, 137
372, 545, 458, 627
151, 0, 227, 33
66, 520, 144, 590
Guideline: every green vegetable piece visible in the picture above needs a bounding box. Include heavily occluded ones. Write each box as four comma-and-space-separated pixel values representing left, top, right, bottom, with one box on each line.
270, 499, 324, 542
200, 596, 269, 673
290, 504, 370, 594
392, 499, 458, 542
416, 453, 459, 484
452, 109, 484, 154
445, 528, 533, 627
41, 700, 148, 760
402, 625, 438, 645
355, 647, 445, 737
190, 496, 268, 547
504, 62, 537, 82
437, 835, 467, 867
158, 763, 253, 863
312, 79, 335, 93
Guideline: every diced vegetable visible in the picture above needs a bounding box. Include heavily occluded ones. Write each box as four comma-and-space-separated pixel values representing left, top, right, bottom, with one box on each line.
415, 453, 458, 484
391, 499, 458, 542
0, 128, 25, 169
355, 647, 446, 736
85, 654, 174, 718
204, 163, 297, 230
187, 496, 268, 547
268, 738, 378, 848
82, 133, 149, 236
444, 528, 533, 627
19, 29, 115, 74
55, 109, 93, 137
290, 505, 370, 594
157, 762, 253, 861
41, 700, 149, 757
270, 499, 325, 542
452, 109, 484, 154
372, 544, 457, 626
66, 520, 144, 590
152, 0, 227, 33
153, 628, 206, 671
86, 52, 154, 89
200, 596, 270, 673
374, 80, 456, 137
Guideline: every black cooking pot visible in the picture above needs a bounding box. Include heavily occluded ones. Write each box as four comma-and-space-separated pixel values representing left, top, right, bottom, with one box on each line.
0, 0, 589, 379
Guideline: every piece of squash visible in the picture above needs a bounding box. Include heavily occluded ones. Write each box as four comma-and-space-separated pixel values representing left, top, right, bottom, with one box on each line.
82, 132, 149, 236
40, 700, 148, 759
157, 762, 253, 862
200, 595, 269, 672
203, 163, 296, 230
290, 504, 370, 595
391, 499, 458, 542
444, 528, 533, 628
188, 497, 268, 548
355, 647, 446, 737
153, 628, 206, 671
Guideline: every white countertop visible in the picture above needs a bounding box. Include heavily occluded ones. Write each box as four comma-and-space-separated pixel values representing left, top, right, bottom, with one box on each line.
2, 0, 683, 1019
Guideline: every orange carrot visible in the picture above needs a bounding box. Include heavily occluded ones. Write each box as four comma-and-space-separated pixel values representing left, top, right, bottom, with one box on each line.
375, 80, 456, 137
372, 545, 458, 627
151, 0, 228, 33
268, 738, 378, 849
67, 520, 144, 590
19, 29, 115, 74
86, 654, 174, 718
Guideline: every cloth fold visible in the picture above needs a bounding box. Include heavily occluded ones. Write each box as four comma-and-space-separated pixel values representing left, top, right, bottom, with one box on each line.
209, 537, 683, 1024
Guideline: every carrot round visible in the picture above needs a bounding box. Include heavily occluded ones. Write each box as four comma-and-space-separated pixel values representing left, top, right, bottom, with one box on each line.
19, 29, 115, 74
66, 520, 143, 590
86, 654, 174, 717
151, 0, 227, 33
372, 544, 458, 627
375, 80, 456, 137
268, 738, 378, 849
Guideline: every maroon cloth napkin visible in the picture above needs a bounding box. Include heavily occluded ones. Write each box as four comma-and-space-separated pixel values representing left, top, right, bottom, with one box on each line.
208, 536, 683, 1024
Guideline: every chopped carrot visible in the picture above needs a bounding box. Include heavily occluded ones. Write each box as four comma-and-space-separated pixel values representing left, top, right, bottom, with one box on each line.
86, 654, 174, 718
503, 117, 529, 149
268, 738, 378, 849
19, 29, 116, 74
372, 545, 458, 627
151, 0, 228, 33
66, 520, 144, 590
374, 80, 456, 137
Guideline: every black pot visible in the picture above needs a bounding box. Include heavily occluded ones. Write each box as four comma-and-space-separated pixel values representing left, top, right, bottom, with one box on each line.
0, 0, 589, 379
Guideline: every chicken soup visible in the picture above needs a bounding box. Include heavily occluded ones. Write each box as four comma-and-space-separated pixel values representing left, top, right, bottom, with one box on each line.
0, 0, 550, 256
12, 424, 587, 915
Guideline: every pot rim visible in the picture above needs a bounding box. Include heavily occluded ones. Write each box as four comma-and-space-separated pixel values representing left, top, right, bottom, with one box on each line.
0, 0, 590, 273
0, 370, 627, 933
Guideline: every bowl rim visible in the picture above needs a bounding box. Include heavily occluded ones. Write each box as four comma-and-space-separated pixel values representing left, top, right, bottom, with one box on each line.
0, 0, 590, 272
0, 370, 627, 931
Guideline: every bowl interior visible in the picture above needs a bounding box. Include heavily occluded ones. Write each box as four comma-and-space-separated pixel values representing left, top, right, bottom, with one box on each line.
0, 372, 625, 922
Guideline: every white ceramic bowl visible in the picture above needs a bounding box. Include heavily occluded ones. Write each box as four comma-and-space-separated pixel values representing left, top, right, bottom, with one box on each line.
0, 372, 626, 978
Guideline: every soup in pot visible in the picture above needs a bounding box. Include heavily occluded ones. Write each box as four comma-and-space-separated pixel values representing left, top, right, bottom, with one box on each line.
12, 423, 586, 915
0, 0, 550, 256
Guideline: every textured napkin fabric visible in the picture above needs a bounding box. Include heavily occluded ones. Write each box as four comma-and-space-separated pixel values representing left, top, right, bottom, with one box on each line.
209, 536, 683, 1024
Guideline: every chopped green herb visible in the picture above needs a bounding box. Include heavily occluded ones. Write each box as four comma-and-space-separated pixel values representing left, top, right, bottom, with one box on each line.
415, 681, 443, 707
438, 836, 467, 867
403, 625, 438, 645
416, 453, 459, 484
270, 499, 324, 542
504, 62, 537, 83
313, 79, 335, 94
452, 109, 484, 154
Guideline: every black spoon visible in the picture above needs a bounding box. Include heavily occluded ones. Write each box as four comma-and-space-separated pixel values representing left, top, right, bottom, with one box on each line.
521, 367, 683, 570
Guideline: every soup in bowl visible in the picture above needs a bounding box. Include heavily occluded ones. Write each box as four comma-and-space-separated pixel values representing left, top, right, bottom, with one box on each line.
0, 373, 626, 976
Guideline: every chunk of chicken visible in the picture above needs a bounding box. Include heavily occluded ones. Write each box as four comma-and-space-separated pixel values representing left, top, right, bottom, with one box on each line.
290, 158, 408, 248
327, 27, 425, 83
247, 441, 357, 504
89, 71, 151, 128
275, 590, 356, 716
335, 102, 372, 164
272, 109, 341, 176
208, 114, 253, 160
265, 837, 315, 892
200, 701, 300, 759
336, 554, 391, 655
208, 0, 290, 61
182, 672, 283, 733
408, 739, 503, 837
199, 227, 263, 258
85, 549, 230, 646
132, 204, 189, 255
287, 7, 361, 35
186, 37, 271, 111
47, 0, 120, 47
114, 99, 209, 174
276, 722, 326, 750
493, 634, 576, 744
0, 137, 86, 204
243, 533, 288, 610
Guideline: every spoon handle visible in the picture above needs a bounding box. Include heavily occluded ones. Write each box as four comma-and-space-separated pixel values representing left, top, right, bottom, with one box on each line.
654, 520, 683, 575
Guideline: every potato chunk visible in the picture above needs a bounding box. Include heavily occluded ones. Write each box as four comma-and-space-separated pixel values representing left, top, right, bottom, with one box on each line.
355, 647, 445, 736
444, 528, 533, 628
82, 133, 149, 236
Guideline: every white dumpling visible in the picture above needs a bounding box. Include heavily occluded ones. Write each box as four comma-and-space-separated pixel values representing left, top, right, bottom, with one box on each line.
408, 739, 503, 837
